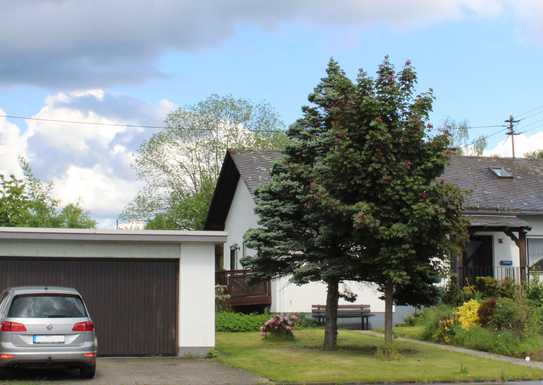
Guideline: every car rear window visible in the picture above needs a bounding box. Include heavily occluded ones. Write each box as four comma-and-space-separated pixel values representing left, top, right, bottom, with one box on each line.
8, 294, 87, 318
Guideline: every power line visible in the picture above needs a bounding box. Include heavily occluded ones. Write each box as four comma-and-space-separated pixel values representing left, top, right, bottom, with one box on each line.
465, 124, 505, 129
0, 113, 286, 133
516, 104, 543, 120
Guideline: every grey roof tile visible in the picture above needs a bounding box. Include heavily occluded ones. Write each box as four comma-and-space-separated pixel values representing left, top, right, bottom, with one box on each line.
229, 150, 543, 214
229, 149, 283, 195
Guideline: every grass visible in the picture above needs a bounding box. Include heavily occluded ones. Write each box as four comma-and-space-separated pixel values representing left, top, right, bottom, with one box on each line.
216, 328, 543, 383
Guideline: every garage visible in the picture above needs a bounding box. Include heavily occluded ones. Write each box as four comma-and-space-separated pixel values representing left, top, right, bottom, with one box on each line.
0, 227, 226, 357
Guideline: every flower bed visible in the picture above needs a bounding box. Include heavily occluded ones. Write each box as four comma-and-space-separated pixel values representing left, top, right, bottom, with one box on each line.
400, 277, 543, 359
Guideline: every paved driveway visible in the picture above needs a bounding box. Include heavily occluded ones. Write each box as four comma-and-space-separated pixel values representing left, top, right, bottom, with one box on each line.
0, 357, 269, 385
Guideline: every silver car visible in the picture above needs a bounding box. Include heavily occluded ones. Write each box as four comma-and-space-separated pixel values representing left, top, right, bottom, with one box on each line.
0, 287, 97, 379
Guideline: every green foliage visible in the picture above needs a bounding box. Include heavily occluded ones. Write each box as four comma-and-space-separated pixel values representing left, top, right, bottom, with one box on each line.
526, 280, 543, 305
526, 149, 543, 160
407, 289, 543, 359
215, 285, 231, 312
244, 57, 467, 349
412, 305, 455, 341
216, 312, 270, 332
473, 277, 499, 298
489, 297, 531, 336
442, 276, 464, 306
451, 326, 543, 358
145, 176, 215, 230
0, 160, 95, 228
477, 297, 497, 327
122, 94, 287, 229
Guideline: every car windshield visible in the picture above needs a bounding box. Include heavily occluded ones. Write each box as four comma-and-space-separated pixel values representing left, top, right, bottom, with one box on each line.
8, 294, 87, 318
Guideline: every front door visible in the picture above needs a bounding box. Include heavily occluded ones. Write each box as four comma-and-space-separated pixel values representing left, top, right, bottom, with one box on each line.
463, 235, 493, 281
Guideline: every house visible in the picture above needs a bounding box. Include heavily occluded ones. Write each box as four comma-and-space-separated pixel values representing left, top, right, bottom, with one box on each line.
441, 156, 543, 284
0, 227, 226, 357
205, 150, 543, 326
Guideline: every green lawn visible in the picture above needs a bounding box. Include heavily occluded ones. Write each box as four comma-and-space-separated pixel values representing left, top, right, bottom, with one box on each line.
216, 329, 543, 383
374, 325, 426, 340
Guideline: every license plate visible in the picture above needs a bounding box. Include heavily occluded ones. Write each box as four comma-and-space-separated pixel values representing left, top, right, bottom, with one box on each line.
33, 335, 65, 344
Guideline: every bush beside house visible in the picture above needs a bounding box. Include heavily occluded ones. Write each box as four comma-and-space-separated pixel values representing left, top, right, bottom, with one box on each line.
400, 277, 543, 359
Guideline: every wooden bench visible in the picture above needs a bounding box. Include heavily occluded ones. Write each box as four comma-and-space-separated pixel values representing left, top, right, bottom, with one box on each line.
311, 304, 373, 330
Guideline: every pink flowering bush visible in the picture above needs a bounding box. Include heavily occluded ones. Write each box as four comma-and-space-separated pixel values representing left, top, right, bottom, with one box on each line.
260, 314, 299, 339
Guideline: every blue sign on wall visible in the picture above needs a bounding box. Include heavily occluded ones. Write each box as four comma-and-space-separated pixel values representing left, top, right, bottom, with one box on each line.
500, 260, 513, 266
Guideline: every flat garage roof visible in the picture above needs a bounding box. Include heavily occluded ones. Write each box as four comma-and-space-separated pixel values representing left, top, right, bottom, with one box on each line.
0, 227, 227, 243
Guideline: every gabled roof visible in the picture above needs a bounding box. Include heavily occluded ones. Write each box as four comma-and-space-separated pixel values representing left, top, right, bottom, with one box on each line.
442, 156, 543, 215
204, 151, 543, 231
229, 150, 282, 196
204, 150, 282, 230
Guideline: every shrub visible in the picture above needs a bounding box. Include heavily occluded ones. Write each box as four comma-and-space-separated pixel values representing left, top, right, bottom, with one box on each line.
473, 276, 499, 298
215, 285, 231, 312
489, 297, 529, 336
416, 305, 455, 341
434, 316, 455, 343
260, 314, 298, 339
452, 326, 543, 358
216, 312, 270, 332
526, 280, 543, 305
442, 276, 464, 306
456, 299, 480, 330
477, 297, 496, 327
497, 278, 516, 299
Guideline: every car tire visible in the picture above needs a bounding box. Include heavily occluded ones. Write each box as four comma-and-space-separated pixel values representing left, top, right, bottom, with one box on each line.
80, 364, 96, 379
0, 367, 12, 380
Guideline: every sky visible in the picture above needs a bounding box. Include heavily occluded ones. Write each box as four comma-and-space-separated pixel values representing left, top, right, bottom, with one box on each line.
1, 0, 543, 228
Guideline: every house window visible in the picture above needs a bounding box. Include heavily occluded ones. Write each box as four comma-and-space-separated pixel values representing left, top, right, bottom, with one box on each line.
230, 244, 239, 270
489, 167, 513, 178
528, 238, 543, 270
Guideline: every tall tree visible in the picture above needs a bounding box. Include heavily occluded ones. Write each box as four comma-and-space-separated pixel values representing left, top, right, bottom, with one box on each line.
0, 160, 96, 228
526, 149, 543, 160
316, 57, 467, 349
244, 60, 367, 350
441, 118, 487, 155
122, 94, 288, 229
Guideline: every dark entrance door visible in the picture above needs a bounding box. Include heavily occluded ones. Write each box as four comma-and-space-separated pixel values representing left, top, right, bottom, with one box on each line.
463, 235, 494, 281
0, 257, 178, 356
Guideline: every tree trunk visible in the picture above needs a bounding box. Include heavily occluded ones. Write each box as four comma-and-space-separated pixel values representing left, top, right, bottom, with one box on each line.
323, 279, 339, 351
384, 280, 394, 347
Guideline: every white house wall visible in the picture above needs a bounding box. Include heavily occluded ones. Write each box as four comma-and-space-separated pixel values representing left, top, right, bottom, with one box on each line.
271, 277, 385, 313
470, 215, 543, 274
223, 179, 258, 269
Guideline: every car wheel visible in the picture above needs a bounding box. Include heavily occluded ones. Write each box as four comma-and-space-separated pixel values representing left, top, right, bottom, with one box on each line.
0, 367, 12, 380
80, 364, 96, 379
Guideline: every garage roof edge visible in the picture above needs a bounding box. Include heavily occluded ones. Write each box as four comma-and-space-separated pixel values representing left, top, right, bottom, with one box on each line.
0, 227, 227, 243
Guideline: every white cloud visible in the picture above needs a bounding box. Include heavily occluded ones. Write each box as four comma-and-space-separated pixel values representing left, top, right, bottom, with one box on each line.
0, 90, 174, 226
27, 92, 127, 152
0, 112, 27, 176
485, 130, 543, 157
52, 165, 141, 217
0, 0, 538, 88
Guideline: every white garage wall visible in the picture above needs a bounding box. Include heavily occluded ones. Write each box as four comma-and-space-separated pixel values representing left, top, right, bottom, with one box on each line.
0, 239, 180, 259
178, 242, 216, 356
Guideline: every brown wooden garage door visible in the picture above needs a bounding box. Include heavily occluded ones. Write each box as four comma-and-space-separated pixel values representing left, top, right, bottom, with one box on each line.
0, 257, 178, 356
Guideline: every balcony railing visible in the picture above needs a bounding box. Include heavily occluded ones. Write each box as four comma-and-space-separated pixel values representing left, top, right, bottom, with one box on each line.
461, 266, 543, 283
216, 269, 271, 307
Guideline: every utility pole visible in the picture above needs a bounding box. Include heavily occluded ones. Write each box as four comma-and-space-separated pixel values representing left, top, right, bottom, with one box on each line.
505, 115, 521, 159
